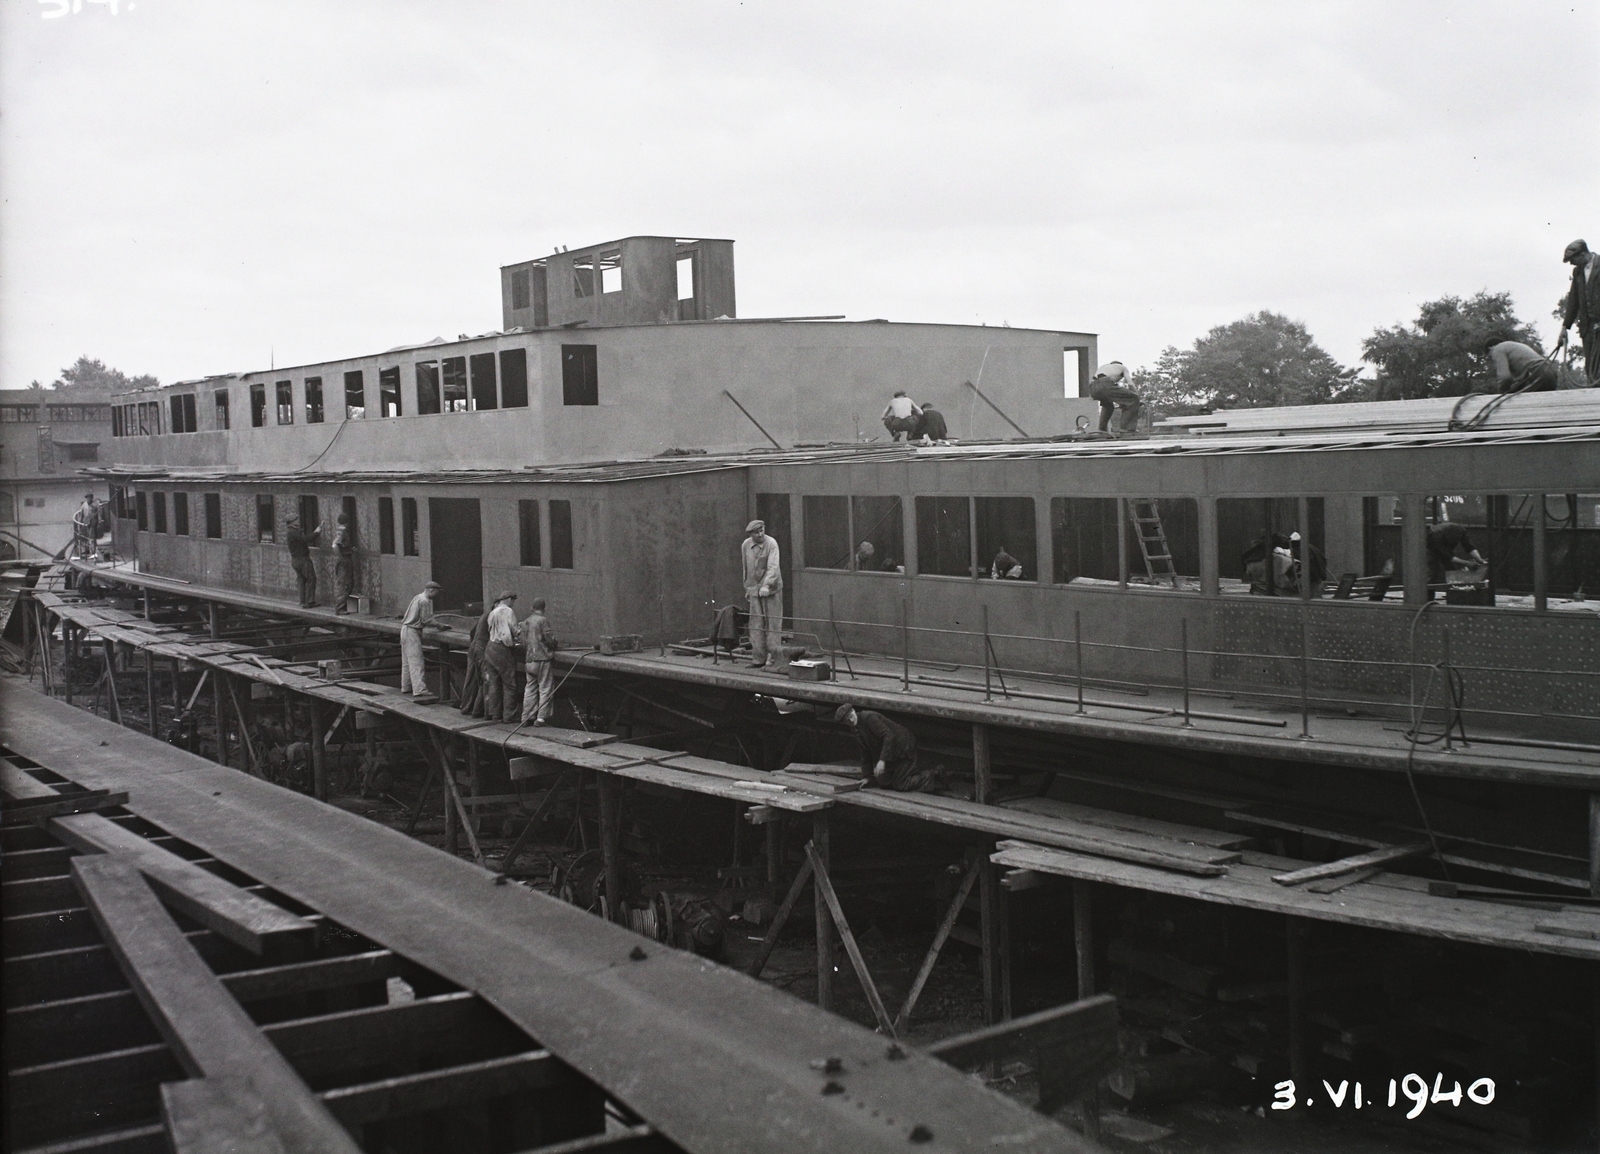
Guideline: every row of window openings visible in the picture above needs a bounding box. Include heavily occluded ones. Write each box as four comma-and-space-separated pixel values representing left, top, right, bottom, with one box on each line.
510, 255, 696, 309
1, 405, 109, 423
792, 493, 1599, 597
126, 490, 574, 570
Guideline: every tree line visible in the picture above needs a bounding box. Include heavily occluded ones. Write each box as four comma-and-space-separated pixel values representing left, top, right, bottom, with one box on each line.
26, 356, 160, 395
1133, 291, 1576, 416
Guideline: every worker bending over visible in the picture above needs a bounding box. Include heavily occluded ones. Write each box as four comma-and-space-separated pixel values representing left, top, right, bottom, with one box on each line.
1485, 339, 1558, 394
399, 581, 443, 699
1089, 361, 1142, 434
882, 391, 923, 441
917, 403, 949, 444
482, 590, 520, 722
1426, 524, 1488, 590
835, 704, 937, 792
520, 597, 558, 726
742, 519, 784, 671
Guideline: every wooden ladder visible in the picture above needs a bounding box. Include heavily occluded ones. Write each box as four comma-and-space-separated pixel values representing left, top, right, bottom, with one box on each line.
1128, 498, 1179, 587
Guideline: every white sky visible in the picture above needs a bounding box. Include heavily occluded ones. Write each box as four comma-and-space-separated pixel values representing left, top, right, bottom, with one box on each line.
2, 1, 1595, 394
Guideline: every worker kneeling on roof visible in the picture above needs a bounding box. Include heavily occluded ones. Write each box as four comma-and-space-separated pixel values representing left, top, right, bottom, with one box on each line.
834, 704, 938, 793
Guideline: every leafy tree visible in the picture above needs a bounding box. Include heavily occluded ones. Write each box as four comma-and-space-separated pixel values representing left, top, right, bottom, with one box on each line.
1133, 311, 1350, 415
1359, 292, 1537, 400
27, 356, 159, 395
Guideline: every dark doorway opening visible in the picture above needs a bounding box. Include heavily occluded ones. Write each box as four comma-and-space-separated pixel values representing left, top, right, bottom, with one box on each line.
428, 497, 483, 612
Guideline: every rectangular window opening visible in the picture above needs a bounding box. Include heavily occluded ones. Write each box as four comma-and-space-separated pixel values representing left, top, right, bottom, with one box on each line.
499, 348, 528, 408
915, 496, 973, 578
379, 497, 396, 555
676, 256, 695, 301
173, 492, 189, 536
572, 255, 596, 299
469, 352, 498, 411
518, 499, 541, 566
340, 496, 358, 550
416, 362, 441, 416
297, 495, 319, 535
549, 499, 573, 569
851, 496, 905, 573
204, 493, 222, 539
66, 444, 98, 462
401, 497, 419, 556
215, 389, 230, 430
802, 496, 851, 570
975, 497, 1037, 581
599, 250, 622, 295
305, 377, 324, 424
344, 370, 365, 419
379, 367, 402, 417
250, 383, 267, 427
510, 268, 530, 311
275, 381, 294, 425
169, 394, 197, 433
256, 495, 275, 543
1219, 497, 1326, 597
152, 492, 168, 534
1064, 349, 1084, 398
135, 491, 148, 531
442, 357, 468, 413
561, 345, 599, 406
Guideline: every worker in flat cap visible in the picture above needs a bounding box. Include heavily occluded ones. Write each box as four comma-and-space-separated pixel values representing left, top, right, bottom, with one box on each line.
741, 518, 784, 670
482, 589, 520, 722
519, 597, 558, 727
399, 580, 444, 699
833, 704, 937, 792
1558, 239, 1600, 384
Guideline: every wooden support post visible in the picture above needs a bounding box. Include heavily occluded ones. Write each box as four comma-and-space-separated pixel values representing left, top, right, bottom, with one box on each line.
972, 723, 992, 805
597, 773, 625, 924
765, 817, 780, 896
210, 605, 227, 765
102, 640, 123, 724
143, 587, 152, 619
1116, 498, 1129, 591
224, 676, 260, 775
172, 656, 182, 711
806, 842, 897, 1037
895, 856, 982, 1032
63, 621, 73, 704
500, 770, 572, 874
980, 850, 1003, 1026
466, 740, 481, 835
1287, 916, 1309, 1087
1589, 795, 1600, 898
813, 810, 833, 1011
1532, 495, 1548, 612
145, 646, 157, 736
748, 854, 815, 981
308, 698, 328, 802
1074, 879, 1101, 1141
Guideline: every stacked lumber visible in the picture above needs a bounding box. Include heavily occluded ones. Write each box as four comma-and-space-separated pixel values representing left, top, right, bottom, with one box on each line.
1154, 388, 1600, 437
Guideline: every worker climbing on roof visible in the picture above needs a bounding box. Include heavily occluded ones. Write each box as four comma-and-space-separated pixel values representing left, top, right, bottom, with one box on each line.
881, 391, 923, 441
332, 513, 357, 614
1485, 339, 1559, 394
834, 704, 938, 792
990, 547, 1023, 579
285, 514, 323, 608
916, 402, 950, 445
458, 601, 492, 718
400, 580, 444, 699
519, 597, 558, 727
1089, 361, 1142, 435
1556, 239, 1600, 385
482, 589, 520, 722
742, 518, 784, 671
1426, 523, 1488, 592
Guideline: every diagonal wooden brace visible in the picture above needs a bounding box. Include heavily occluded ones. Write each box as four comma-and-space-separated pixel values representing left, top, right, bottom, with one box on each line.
805, 842, 896, 1037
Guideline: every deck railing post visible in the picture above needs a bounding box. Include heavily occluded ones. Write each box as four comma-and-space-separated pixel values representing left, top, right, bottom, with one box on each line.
1442, 628, 1454, 751
1299, 607, 1311, 740
1075, 609, 1085, 714
900, 599, 910, 693
1180, 618, 1193, 727
982, 604, 992, 702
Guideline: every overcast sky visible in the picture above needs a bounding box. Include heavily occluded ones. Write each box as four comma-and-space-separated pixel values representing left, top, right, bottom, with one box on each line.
2, 1, 1595, 394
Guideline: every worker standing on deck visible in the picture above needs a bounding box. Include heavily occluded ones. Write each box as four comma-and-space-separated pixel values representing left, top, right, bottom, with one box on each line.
881, 391, 923, 441
1485, 339, 1559, 394
916, 403, 950, 445
399, 581, 442, 698
1557, 239, 1600, 384
482, 590, 520, 722
332, 513, 357, 614
833, 704, 937, 792
1089, 361, 1142, 434
285, 515, 323, 608
72, 493, 99, 557
1426, 523, 1488, 590
742, 519, 784, 671
458, 602, 491, 718
520, 597, 558, 727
